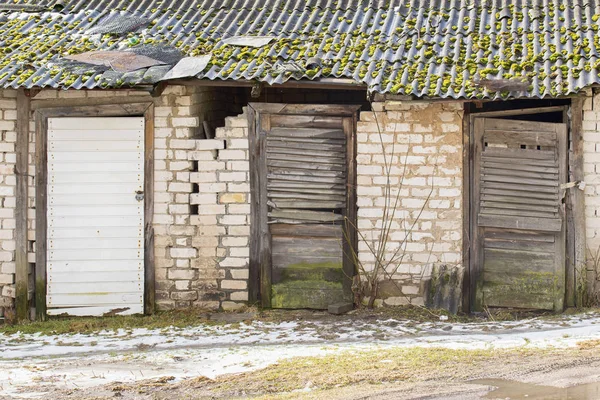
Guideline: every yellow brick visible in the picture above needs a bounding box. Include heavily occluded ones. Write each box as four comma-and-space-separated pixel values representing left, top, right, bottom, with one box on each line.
219, 193, 246, 203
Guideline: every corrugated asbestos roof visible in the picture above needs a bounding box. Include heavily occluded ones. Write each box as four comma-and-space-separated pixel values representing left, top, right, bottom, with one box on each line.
2, 0, 600, 98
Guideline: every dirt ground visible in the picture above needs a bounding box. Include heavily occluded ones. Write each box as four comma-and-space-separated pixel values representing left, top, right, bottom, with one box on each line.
20, 345, 600, 399
4, 308, 600, 399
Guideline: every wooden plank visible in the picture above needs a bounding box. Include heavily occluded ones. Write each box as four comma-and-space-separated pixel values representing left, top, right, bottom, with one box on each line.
569, 98, 585, 307
484, 248, 554, 273
342, 116, 356, 302
481, 195, 558, 207
48, 249, 142, 261
471, 106, 566, 118
484, 238, 555, 252
481, 181, 558, 194
267, 153, 346, 165
31, 96, 152, 111
484, 130, 556, 147
480, 201, 558, 214
485, 117, 562, 134
49, 183, 144, 194
249, 103, 361, 116
48, 238, 141, 249
481, 167, 558, 180
272, 237, 343, 256
268, 174, 346, 185
481, 174, 558, 187
266, 139, 346, 151
48, 216, 143, 228
49, 227, 142, 239
48, 205, 142, 217
268, 168, 345, 178
269, 200, 345, 209
47, 293, 143, 307
268, 187, 346, 196
485, 229, 555, 242
266, 147, 346, 159
248, 105, 260, 303
480, 208, 558, 219
259, 115, 271, 308
48, 281, 143, 294
268, 192, 346, 201
481, 286, 554, 310
49, 172, 143, 184
482, 161, 559, 174
48, 130, 144, 141
267, 174, 345, 189
47, 305, 143, 316
15, 89, 29, 322
266, 136, 346, 145
50, 271, 142, 284
49, 260, 143, 272
143, 104, 155, 315
272, 254, 342, 269
471, 117, 485, 311
482, 147, 555, 160
268, 160, 346, 171
478, 214, 562, 232
49, 151, 142, 162
269, 224, 343, 238
35, 112, 48, 321
481, 188, 559, 201
269, 127, 345, 139
49, 194, 140, 206
35, 103, 150, 118
269, 210, 344, 222
269, 114, 343, 128
555, 121, 568, 311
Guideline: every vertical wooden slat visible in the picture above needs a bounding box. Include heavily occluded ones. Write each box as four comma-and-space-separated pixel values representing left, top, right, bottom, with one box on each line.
34, 112, 48, 321
570, 98, 586, 307
15, 89, 29, 321
143, 104, 155, 315
259, 114, 271, 308
556, 123, 568, 311
462, 105, 471, 313
342, 116, 356, 301
248, 106, 260, 303
565, 106, 575, 307
471, 117, 485, 311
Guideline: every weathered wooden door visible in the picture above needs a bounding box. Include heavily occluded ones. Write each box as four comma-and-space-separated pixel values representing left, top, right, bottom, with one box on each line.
46, 117, 145, 316
472, 117, 567, 311
249, 104, 358, 309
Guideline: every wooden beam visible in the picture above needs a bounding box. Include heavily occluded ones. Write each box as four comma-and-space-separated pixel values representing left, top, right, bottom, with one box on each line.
570, 98, 586, 307
144, 104, 155, 315
15, 89, 29, 321
342, 115, 357, 302
31, 96, 153, 111
461, 104, 471, 313
247, 106, 260, 304
34, 112, 48, 321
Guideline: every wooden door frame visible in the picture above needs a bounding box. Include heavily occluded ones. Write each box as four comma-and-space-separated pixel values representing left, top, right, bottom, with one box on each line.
32, 101, 155, 320
247, 103, 360, 307
464, 102, 584, 312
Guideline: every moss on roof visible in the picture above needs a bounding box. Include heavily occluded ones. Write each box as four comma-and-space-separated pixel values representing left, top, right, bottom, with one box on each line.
0, 1, 599, 99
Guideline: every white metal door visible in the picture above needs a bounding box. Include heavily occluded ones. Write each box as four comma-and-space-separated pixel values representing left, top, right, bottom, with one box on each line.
47, 117, 145, 316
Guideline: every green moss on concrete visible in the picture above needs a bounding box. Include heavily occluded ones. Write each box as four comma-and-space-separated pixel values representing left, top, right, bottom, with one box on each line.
271, 280, 343, 309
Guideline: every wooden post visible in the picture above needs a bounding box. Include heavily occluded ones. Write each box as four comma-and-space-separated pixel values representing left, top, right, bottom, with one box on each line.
143, 104, 155, 315
34, 112, 47, 321
570, 98, 586, 306
15, 89, 29, 321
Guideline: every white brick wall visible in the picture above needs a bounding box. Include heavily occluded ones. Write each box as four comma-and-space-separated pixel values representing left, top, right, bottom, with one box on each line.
0, 89, 17, 315
356, 101, 464, 306
583, 90, 600, 260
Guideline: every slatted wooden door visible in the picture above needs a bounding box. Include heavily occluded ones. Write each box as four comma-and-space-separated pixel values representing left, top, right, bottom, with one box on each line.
472, 117, 567, 311
249, 104, 358, 309
46, 117, 145, 316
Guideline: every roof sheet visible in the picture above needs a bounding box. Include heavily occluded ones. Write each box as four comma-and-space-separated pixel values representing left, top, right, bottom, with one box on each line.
2, 0, 600, 99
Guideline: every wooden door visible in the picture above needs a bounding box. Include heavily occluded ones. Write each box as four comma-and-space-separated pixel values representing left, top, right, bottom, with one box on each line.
249, 104, 358, 309
472, 117, 567, 311
46, 117, 145, 316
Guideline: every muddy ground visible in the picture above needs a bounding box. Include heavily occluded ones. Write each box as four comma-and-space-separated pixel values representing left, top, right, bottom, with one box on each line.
3, 308, 600, 399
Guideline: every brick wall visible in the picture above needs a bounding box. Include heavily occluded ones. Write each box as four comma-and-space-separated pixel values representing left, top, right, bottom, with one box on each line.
356, 101, 464, 306
583, 90, 600, 263
0, 90, 17, 316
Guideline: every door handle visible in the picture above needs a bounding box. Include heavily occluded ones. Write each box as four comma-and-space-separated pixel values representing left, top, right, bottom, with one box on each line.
135, 191, 144, 201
